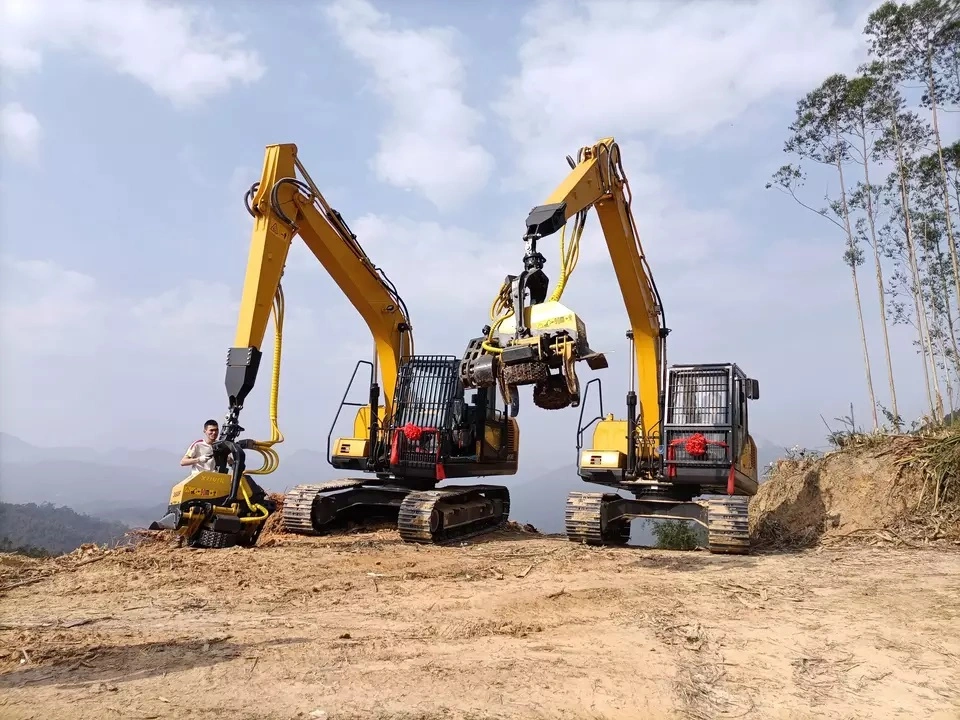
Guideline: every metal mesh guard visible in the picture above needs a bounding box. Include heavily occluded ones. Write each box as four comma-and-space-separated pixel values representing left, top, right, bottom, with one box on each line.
667, 368, 730, 426
392, 356, 460, 469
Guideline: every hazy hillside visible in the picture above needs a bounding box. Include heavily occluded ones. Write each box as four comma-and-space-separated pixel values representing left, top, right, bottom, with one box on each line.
0, 434, 340, 528
0, 433, 788, 539
0, 501, 130, 555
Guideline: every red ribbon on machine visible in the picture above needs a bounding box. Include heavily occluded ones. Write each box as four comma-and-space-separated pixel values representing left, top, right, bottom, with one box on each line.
389, 422, 446, 481
666, 432, 736, 495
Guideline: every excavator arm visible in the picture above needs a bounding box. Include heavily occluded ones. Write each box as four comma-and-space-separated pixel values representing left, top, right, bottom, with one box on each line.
528, 138, 668, 461
460, 138, 666, 462
221, 143, 412, 450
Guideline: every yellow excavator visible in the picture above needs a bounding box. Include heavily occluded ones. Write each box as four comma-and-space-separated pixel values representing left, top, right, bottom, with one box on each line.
459, 137, 760, 554
151, 143, 518, 549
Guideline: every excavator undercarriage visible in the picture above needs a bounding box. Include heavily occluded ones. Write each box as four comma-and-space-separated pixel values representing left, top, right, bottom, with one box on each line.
282, 480, 510, 544
279, 354, 517, 544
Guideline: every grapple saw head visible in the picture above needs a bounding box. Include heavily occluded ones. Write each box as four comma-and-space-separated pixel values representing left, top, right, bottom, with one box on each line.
459, 202, 608, 415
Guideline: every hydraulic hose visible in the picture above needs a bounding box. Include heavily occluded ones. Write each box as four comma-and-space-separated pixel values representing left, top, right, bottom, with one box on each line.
246, 283, 285, 476
483, 279, 514, 354
548, 209, 586, 303
239, 482, 271, 523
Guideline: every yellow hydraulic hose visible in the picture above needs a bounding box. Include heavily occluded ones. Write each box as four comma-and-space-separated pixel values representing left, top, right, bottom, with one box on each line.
548, 213, 585, 303
238, 481, 271, 523
482, 279, 512, 354
246, 283, 285, 476
482, 213, 585, 354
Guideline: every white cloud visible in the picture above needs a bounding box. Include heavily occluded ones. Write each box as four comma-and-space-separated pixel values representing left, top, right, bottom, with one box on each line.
0, 0, 264, 107
322, 0, 494, 210
0, 102, 41, 164
0, 255, 323, 360
0, 256, 99, 353
284, 212, 518, 349
348, 214, 514, 312
477, 1, 876, 294
494, 0, 871, 191
0, 253, 345, 447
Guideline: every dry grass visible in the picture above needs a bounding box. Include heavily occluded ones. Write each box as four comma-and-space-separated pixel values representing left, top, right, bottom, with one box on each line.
751, 426, 960, 550
895, 424, 960, 540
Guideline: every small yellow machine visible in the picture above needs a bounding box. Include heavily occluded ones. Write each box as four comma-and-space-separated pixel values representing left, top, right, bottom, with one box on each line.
152, 458, 275, 549
153, 144, 519, 548
459, 138, 761, 554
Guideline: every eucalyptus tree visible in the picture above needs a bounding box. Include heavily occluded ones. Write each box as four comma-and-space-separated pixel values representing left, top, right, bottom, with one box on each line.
871, 64, 944, 418
866, 0, 960, 318
911, 162, 960, 415
768, 73, 878, 429
845, 67, 900, 421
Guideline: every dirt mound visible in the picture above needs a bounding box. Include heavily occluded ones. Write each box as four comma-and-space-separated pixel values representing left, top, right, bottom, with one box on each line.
258, 492, 287, 540
504, 520, 541, 534
750, 429, 960, 549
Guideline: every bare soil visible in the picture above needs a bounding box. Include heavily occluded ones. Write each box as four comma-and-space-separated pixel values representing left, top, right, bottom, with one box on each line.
750, 432, 960, 549
1, 529, 958, 720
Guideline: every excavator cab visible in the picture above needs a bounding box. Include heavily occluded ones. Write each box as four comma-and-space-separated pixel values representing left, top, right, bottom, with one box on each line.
327, 354, 519, 481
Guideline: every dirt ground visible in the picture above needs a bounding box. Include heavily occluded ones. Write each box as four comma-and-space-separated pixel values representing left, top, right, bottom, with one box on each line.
1, 528, 959, 720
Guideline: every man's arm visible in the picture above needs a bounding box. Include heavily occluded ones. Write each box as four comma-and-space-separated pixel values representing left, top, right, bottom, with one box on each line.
180, 442, 202, 467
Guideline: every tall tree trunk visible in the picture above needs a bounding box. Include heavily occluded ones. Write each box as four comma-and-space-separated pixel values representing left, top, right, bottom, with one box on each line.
927, 43, 960, 317
860, 129, 899, 421
931, 327, 955, 415
892, 113, 936, 416
835, 117, 878, 430
941, 268, 960, 383
932, 225, 960, 382
921, 221, 946, 419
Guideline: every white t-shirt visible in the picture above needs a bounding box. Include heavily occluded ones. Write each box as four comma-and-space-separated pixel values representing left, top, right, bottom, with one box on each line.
184, 439, 217, 476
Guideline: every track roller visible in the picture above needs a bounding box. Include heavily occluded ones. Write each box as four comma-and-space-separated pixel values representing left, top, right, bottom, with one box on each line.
564, 491, 630, 546
706, 495, 751, 555
397, 485, 510, 544
189, 528, 238, 549
281, 479, 366, 535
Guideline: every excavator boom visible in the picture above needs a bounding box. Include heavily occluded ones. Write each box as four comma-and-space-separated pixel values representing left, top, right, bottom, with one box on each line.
224, 143, 411, 442
533, 139, 667, 459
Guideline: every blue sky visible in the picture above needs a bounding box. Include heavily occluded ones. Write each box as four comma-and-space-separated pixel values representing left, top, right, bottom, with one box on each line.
0, 0, 946, 468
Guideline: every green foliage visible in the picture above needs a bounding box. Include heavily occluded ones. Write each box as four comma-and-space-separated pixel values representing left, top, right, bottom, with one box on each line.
650, 520, 701, 551
0, 502, 129, 556
0, 537, 54, 558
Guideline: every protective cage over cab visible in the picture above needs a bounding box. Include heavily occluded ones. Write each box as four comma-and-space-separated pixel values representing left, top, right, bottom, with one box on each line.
661, 363, 760, 496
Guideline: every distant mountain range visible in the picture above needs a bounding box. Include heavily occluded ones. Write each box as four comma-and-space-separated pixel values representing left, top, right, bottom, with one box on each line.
0, 502, 129, 556
0, 432, 788, 549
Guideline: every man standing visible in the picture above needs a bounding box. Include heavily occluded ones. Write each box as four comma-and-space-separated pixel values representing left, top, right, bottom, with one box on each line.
180, 419, 221, 476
